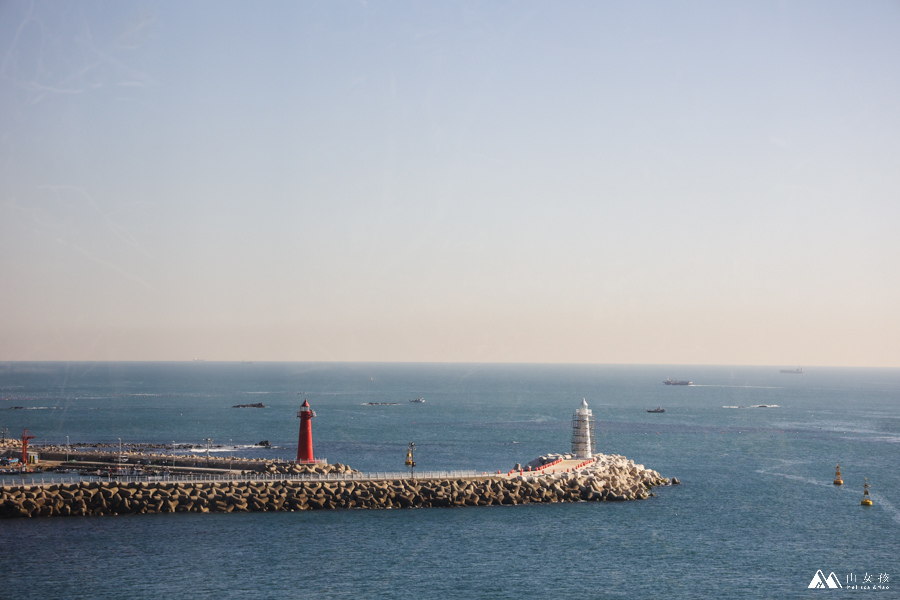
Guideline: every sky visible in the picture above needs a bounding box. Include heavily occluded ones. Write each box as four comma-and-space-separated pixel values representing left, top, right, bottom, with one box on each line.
1, 1, 899, 366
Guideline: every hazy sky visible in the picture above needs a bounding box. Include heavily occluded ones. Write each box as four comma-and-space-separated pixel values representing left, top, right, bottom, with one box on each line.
1, 1, 899, 366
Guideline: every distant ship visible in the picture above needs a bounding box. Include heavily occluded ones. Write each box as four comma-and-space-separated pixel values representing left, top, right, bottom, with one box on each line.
780, 367, 803, 374
646, 406, 665, 413
664, 378, 692, 386
409, 397, 425, 403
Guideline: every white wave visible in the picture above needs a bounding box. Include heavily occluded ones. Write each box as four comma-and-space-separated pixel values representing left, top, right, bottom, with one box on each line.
765, 457, 808, 467
871, 494, 900, 525
188, 444, 273, 453
851, 435, 900, 444
755, 469, 838, 488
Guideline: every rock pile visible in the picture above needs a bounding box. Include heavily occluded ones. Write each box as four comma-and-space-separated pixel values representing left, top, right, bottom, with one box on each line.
32, 449, 355, 475
263, 462, 357, 476
558, 453, 670, 501
0, 454, 674, 519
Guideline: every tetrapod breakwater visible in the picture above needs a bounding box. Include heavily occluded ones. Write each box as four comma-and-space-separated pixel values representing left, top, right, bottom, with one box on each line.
0, 454, 677, 518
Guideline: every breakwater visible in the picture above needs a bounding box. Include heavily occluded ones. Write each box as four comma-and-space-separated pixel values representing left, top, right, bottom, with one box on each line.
0, 454, 675, 518
33, 450, 354, 475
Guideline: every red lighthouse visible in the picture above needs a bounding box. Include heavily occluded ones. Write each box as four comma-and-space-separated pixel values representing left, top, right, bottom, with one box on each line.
296, 399, 316, 463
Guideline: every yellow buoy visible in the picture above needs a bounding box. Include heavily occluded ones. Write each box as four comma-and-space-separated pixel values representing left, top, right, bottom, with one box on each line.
861, 477, 872, 506
833, 462, 843, 485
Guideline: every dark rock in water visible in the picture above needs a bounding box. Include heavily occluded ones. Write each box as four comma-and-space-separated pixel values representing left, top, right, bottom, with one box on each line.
232, 403, 266, 408
257, 440, 270, 447
671, 477, 681, 485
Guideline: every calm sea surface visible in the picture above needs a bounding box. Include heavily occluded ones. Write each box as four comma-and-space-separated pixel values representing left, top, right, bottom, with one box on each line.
1, 362, 897, 598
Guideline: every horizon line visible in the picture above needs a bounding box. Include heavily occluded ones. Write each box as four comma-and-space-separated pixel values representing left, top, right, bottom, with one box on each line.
0, 359, 896, 370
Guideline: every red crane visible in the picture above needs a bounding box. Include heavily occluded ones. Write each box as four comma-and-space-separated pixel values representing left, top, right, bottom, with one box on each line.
21, 428, 35, 465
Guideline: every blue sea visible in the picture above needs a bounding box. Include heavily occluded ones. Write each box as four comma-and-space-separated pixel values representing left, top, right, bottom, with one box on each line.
1, 362, 897, 598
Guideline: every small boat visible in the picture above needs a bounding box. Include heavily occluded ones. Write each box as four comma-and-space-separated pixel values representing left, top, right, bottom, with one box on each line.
647, 406, 665, 413
833, 462, 843, 485
861, 478, 872, 506
409, 397, 425, 403
664, 378, 692, 386
780, 367, 803, 374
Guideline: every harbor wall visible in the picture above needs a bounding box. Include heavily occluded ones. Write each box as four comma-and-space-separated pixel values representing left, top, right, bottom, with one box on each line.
31, 451, 343, 474
0, 460, 674, 518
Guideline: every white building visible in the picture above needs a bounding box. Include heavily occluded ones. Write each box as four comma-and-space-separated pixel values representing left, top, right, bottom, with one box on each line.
571, 398, 596, 459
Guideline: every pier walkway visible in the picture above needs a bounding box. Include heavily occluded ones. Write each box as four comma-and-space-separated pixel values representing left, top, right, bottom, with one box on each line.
0, 469, 483, 489
504, 458, 597, 478
1, 459, 603, 489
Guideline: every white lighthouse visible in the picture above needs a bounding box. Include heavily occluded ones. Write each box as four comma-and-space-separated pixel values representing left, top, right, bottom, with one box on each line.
571, 398, 595, 459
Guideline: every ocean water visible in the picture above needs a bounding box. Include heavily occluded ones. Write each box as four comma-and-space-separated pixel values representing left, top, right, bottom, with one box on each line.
0, 362, 897, 599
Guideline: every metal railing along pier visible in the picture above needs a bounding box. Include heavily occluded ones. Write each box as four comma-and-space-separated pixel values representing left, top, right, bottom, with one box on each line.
0, 469, 483, 488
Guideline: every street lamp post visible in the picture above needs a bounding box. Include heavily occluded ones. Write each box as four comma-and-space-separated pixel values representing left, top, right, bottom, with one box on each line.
204, 438, 212, 467
229, 439, 233, 471
66, 435, 69, 462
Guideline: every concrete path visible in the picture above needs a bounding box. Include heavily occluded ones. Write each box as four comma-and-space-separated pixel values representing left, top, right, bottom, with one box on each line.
504, 458, 595, 478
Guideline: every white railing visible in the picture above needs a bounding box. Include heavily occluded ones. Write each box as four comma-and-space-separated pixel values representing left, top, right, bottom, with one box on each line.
0, 469, 482, 488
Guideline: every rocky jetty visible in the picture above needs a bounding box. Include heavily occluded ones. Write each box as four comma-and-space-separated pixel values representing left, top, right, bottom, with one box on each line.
262, 461, 356, 475
0, 453, 673, 519
31, 448, 351, 474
